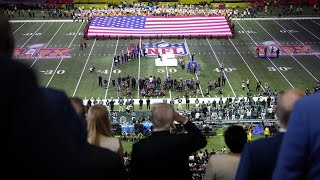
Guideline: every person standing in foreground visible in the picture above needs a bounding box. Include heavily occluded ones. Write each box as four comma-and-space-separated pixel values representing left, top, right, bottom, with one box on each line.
129, 103, 207, 180
0, 10, 126, 179
236, 89, 304, 180
272, 93, 320, 180
204, 125, 247, 180
87, 104, 124, 164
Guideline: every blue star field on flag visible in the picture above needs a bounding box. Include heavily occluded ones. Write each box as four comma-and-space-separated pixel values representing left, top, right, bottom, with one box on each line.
90, 16, 147, 29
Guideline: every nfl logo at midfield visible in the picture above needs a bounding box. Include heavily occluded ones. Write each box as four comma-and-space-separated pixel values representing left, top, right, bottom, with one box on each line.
142, 41, 188, 57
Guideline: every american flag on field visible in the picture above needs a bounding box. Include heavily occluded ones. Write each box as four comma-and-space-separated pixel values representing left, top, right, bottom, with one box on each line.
88, 16, 232, 38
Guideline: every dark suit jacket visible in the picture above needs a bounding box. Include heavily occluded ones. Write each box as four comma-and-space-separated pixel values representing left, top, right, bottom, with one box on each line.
129, 121, 207, 180
236, 133, 285, 180
273, 94, 320, 180
1, 56, 126, 179
40, 87, 87, 145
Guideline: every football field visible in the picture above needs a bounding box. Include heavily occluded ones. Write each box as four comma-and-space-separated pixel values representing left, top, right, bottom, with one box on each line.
12, 17, 320, 101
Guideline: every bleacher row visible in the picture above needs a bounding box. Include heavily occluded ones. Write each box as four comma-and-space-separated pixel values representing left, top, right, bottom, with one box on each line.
47, 0, 224, 4
44, 0, 256, 9
45, 0, 317, 5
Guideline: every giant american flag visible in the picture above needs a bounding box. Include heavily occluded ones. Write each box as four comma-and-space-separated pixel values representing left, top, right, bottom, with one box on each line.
88, 16, 232, 38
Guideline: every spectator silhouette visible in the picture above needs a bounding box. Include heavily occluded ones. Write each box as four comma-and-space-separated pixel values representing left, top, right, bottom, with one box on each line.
272, 93, 320, 179
1, 11, 126, 179
41, 88, 88, 144
70, 97, 86, 125
204, 125, 247, 180
87, 104, 124, 164
236, 88, 304, 180
130, 103, 207, 180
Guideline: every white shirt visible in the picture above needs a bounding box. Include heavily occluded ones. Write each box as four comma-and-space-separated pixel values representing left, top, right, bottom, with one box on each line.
195, 113, 200, 119
279, 128, 287, 133
198, 153, 204, 160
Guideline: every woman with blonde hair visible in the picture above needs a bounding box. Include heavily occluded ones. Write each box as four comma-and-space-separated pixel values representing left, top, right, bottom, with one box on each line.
87, 104, 124, 163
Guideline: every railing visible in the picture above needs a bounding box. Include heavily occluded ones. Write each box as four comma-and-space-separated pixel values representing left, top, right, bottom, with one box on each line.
218, 119, 277, 123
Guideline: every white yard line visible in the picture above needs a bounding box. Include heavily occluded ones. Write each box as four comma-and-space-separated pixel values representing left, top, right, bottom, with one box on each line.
271, 20, 319, 82
137, 36, 142, 99
256, 20, 319, 82
12, 22, 26, 34
10, 20, 74, 23
30, 22, 65, 69
311, 19, 320, 26
292, 21, 320, 62
293, 20, 320, 41
184, 38, 204, 98
206, 37, 237, 96
236, 21, 294, 88
165, 66, 172, 99
233, 17, 320, 21
20, 22, 45, 48
273, 21, 304, 44
228, 37, 265, 91
72, 39, 97, 96
105, 37, 119, 99
45, 22, 84, 88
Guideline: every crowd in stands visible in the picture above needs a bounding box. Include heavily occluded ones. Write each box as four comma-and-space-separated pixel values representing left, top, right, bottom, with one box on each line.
88, 77, 279, 122
4, 2, 238, 20
4, 0, 318, 21
87, 93, 278, 121
183, 95, 278, 121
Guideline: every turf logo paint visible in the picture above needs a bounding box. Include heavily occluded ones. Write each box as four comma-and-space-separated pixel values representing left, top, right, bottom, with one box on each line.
252, 41, 320, 57
142, 41, 188, 57
13, 43, 74, 59
279, 45, 319, 55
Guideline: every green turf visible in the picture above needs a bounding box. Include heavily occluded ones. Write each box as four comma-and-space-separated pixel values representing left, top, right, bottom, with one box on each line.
12, 19, 320, 99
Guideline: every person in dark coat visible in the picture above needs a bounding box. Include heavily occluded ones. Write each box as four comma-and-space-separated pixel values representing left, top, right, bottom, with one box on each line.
276, 48, 280, 58
236, 89, 304, 180
98, 75, 103, 87
130, 103, 207, 180
0, 11, 126, 179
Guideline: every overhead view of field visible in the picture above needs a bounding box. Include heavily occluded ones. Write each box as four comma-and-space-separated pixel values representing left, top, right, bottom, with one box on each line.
12, 18, 320, 100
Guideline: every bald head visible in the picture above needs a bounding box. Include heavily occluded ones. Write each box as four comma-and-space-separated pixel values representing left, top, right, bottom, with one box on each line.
276, 88, 304, 128
0, 10, 14, 57
151, 103, 174, 130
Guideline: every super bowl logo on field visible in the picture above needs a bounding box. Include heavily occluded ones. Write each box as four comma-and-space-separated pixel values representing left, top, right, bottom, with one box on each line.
13, 43, 74, 59
252, 41, 320, 56
142, 41, 188, 57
